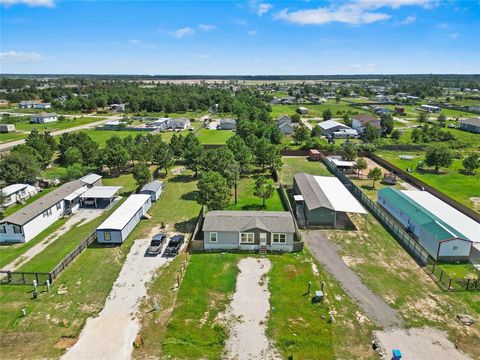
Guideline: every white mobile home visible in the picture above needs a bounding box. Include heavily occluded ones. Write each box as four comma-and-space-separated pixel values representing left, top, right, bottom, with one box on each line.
140, 180, 163, 202
96, 194, 152, 244
30, 113, 58, 124
1, 184, 37, 207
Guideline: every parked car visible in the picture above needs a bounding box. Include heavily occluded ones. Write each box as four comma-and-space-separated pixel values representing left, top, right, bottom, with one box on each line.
164, 234, 185, 257
147, 233, 167, 255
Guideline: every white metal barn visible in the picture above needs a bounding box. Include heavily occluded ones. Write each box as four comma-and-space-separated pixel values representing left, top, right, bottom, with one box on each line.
140, 180, 163, 202
96, 194, 152, 244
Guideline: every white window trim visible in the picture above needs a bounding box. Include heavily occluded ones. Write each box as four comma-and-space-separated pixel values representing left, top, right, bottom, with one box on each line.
240, 232, 255, 244
272, 233, 287, 244
104, 231, 111, 241
210, 232, 218, 243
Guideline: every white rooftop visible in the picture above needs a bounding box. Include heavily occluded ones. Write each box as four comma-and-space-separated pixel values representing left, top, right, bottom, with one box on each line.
64, 186, 88, 201
80, 173, 102, 185
2, 184, 29, 196
97, 194, 151, 231
313, 176, 367, 214
327, 157, 355, 167
401, 190, 480, 243
318, 120, 349, 130
80, 186, 121, 199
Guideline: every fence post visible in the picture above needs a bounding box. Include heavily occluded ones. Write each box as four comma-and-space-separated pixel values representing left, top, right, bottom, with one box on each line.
448, 278, 452, 291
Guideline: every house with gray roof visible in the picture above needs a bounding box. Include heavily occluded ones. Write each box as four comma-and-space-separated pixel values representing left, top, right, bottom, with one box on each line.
202, 210, 296, 252
459, 117, 480, 134
0, 180, 87, 243
276, 115, 298, 134
167, 117, 190, 130
140, 180, 164, 201
218, 118, 237, 130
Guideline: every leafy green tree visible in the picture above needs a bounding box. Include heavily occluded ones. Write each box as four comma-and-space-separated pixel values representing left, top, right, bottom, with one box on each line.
424, 145, 453, 173
437, 113, 447, 127
322, 109, 332, 121
353, 158, 368, 177
153, 140, 173, 176
462, 153, 479, 175
380, 114, 394, 135
411, 128, 422, 143
102, 144, 129, 175
342, 113, 352, 127
367, 167, 382, 188
341, 142, 358, 161
60, 163, 85, 182
64, 147, 83, 166
0, 151, 40, 184
391, 129, 402, 141
132, 163, 151, 187
255, 138, 281, 171
197, 171, 231, 210
254, 176, 275, 208
293, 125, 310, 144
363, 122, 380, 142
25, 129, 56, 165
290, 113, 301, 122
226, 135, 253, 174
183, 133, 204, 177
418, 112, 428, 123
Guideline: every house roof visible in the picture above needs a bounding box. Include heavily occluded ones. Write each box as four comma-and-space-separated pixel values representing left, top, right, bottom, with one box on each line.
294, 173, 366, 214
203, 211, 295, 233
378, 188, 468, 241
97, 194, 151, 231
80, 186, 121, 199
1, 184, 29, 196
459, 117, 480, 126
140, 180, 163, 193
32, 112, 57, 118
277, 115, 292, 125
327, 157, 355, 168
317, 120, 350, 131
352, 114, 378, 123
219, 118, 236, 125
79, 173, 102, 185
0, 180, 84, 226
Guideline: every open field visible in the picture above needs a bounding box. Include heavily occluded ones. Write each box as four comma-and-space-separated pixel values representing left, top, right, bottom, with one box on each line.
279, 157, 332, 185
12, 117, 107, 133
270, 100, 371, 119
324, 214, 480, 358
376, 151, 480, 211
438, 263, 480, 279
196, 128, 234, 144
0, 132, 28, 143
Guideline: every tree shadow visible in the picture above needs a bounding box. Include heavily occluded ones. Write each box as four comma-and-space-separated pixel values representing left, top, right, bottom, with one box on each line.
174, 218, 196, 233
360, 184, 375, 191
241, 204, 265, 210
181, 190, 199, 201
169, 174, 194, 183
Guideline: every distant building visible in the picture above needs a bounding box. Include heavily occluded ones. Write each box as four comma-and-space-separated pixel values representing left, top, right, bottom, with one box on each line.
459, 117, 480, 134
140, 180, 164, 202
167, 117, 190, 130
419, 104, 441, 113
394, 106, 405, 114
276, 115, 297, 134
467, 105, 480, 112
33, 103, 52, 109
0, 124, 15, 133
1, 184, 37, 207
297, 106, 309, 115
351, 115, 380, 133
109, 103, 126, 112
18, 100, 42, 109
30, 113, 58, 124
317, 120, 350, 136
0, 99, 9, 107
218, 118, 237, 130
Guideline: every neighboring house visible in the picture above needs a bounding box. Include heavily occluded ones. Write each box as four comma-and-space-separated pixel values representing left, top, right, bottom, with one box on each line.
378, 188, 477, 262
373, 107, 391, 115
0, 180, 87, 243
167, 117, 190, 130
419, 104, 441, 113
0, 124, 15, 133
102, 120, 127, 130
140, 180, 164, 202
326, 156, 356, 171
467, 105, 480, 112
406, 95, 420, 102
33, 103, 52, 109
332, 129, 358, 138
297, 106, 309, 115
277, 115, 293, 126
151, 118, 169, 130
0, 99, 9, 107
18, 100, 41, 109
218, 118, 237, 130
317, 120, 351, 136
351, 114, 380, 133
276, 115, 298, 134
80, 186, 121, 208
1, 184, 37, 207
96, 194, 152, 244
293, 173, 366, 227
202, 211, 296, 252
79, 173, 103, 187
459, 117, 480, 134
109, 103, 126, 112
395, 106, 405, 114
30, 113, 58, 124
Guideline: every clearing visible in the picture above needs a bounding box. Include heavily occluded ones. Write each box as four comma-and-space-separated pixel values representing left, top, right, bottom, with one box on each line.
279, 156, 332, 185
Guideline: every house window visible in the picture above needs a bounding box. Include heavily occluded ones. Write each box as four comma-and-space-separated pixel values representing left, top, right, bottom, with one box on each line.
453, 246, 458, 251
0, 225, 5, 233
13, 225, 22, 234
272, 233, 287, 244
210, 232, 217, 243
240, 233, 254, 244
56, 203, 62, 210
104, 232, 111, 241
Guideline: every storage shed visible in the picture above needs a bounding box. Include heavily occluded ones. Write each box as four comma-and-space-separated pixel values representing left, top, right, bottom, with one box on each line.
140, 180, 164, 202
79, 173, 102, 187
378, 188, 474, 262
96, 194, 152, 244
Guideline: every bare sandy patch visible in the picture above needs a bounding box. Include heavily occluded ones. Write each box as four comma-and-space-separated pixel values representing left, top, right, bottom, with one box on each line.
220, 257, 281, 360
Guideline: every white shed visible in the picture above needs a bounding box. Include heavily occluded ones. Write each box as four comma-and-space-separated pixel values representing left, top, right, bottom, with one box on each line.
140, 180, 164, 202
96, 194, 151, 244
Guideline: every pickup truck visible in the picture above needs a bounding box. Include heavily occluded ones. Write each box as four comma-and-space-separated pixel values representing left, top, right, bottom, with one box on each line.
147, 233, 167, 255
164, 235, 185, 257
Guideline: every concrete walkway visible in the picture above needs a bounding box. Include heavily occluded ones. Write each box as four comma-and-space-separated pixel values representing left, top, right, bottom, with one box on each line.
303, 230, 403, 328
62, 238, 171, 360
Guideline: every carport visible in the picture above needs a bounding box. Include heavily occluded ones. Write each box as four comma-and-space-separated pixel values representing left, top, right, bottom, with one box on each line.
80, 186, 121, 208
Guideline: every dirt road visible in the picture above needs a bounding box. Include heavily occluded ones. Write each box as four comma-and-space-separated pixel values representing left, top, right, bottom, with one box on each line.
61, 238, 171, 360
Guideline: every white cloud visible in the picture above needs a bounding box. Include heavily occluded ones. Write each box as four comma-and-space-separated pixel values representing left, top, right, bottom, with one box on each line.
0, 0, 54, 7
449, 33, 459, 39
198, 24, 216, 31
275, 0, 436, 26
171, 27, 195, 39
436, 22, 449, 29
398, 15, 416, 25
249, 0, 273, 16
0, 51, 43, 63
248, 30, 257, 36
128, 39, 140, 45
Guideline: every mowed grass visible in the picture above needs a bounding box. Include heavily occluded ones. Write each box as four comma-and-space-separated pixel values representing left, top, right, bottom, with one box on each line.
225, 175, 285, 211
0, 131, 28, 143
81, 129, 197, 147
13, 117, 106, 133
196, 128, 234, 144
324, 214, 480, 358
103, 172, 139, 195
279, 157, 332, 185
376, 151, 480, 211
161, 253, 239, 359
438, 263, 480, 279
270, 100, 370, 119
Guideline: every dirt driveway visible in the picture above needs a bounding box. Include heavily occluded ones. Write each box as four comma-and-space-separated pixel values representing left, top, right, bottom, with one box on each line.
62, 238, 171, 360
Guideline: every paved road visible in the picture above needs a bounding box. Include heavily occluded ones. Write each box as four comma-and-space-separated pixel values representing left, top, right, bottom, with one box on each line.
303, 230, 404, 329
0, 115, 120, 151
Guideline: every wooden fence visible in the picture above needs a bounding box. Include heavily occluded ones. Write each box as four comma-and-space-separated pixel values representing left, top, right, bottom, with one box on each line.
0, 271, 51, 285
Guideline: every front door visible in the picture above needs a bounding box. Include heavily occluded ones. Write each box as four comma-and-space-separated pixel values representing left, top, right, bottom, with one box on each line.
260, 233, 267, 246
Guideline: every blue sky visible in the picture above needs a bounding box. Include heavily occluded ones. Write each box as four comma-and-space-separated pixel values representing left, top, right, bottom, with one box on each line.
1, 0, 479, 74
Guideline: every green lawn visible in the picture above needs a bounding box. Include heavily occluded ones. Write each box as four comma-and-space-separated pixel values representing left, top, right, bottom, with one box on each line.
225, 175, 285, 211
279, 157, 332, 185
196, 128, 234, 144
270, 100, 370, 119
324, 214, 480, 358
438, 263, 480, 279
0, 132, 28, 143
13, 117, 106, 133
376, 151, 480, 211
102, 172, 139, 195
350, 177, 406, 201
81, 129, 197, 147
2, 188, 55, 217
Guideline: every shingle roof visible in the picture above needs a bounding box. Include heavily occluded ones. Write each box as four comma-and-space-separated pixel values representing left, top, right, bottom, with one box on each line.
459, 117, 480, 126
140, 180, 163, 193
203, 211, 295, 233
0, 180, 84, 226
352, 114, 378, 123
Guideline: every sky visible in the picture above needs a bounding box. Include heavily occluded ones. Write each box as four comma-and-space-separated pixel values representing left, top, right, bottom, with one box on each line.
0, 0, 479, 75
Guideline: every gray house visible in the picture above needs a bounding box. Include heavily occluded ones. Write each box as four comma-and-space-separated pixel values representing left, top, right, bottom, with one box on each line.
459, 117, 480, 134
202, 211, 296, 252
276, 115, 297, 134
218, 118, 237, 130
140, 180, 164, 201
317, 120, 351, 136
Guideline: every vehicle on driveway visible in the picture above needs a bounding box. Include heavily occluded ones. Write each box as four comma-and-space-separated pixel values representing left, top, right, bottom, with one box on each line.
164, 234, 185, 257
147, 233, 167, 255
